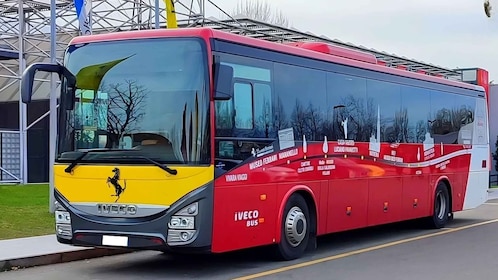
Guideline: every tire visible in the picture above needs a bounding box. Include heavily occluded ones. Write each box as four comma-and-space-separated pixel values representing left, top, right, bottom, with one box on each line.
427, 182, 450, 229
274, 193, 311, 261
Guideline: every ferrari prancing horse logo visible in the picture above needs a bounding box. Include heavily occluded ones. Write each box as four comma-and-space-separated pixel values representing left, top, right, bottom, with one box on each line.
106, 167, 126, 202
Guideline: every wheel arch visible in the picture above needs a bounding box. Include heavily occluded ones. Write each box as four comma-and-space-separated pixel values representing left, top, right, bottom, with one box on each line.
432, 176, 453, 214
275, 185, 318, 244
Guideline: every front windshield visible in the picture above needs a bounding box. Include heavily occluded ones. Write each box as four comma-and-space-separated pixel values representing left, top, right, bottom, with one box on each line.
57, 38, 210, 165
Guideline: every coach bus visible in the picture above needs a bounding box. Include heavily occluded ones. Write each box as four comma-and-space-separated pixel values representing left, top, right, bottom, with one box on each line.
20, 27, 490, 261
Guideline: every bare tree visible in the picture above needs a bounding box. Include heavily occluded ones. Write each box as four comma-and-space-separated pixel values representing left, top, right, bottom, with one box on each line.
291, 100, 308, 139
232, 0, 290, 27
414, 120, 427, 143
272, 97, 288, 131
101, 80, 147, 148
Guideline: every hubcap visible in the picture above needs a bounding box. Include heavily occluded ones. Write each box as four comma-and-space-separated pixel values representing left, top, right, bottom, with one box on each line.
285, 206, 307, 247
436, 192, 446, 220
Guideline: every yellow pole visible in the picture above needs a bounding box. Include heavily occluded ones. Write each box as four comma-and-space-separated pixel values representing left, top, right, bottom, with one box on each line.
164, 0, 178, 28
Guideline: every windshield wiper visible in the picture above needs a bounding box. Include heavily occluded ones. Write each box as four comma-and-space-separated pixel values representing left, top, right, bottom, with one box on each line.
134, 156, 178, 175
64, 149, 123, 174
100, 155, 178, 176
63, 150, 178, 175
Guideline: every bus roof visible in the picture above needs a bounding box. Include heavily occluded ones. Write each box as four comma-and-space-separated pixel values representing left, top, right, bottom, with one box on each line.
69, 27, 484, 93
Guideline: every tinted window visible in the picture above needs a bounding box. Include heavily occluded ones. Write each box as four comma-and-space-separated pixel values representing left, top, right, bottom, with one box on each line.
214, 53, 273, 138
273, 63, 327, 141
430, 90, 457, 144
367, 79, 401, 143
327, 73, 368, 141
401, 85, 431, 143
234, 82, 253, 129
253, 83, 272, 137
454, 94, 475, 145
214, 53, 274, 163
61, 38, 210, 164
430, 91, 475, 144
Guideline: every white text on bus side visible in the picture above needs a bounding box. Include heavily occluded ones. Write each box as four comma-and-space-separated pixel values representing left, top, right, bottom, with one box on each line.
234, 210, 259, 227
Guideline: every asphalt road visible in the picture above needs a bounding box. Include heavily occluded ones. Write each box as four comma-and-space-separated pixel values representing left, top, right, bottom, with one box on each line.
2, 200, 498, 280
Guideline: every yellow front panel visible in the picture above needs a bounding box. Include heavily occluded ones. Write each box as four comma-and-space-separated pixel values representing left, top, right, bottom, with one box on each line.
54, 164, 214, 206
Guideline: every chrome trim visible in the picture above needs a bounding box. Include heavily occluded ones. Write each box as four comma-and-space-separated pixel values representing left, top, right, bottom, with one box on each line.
71, 202, 169, 218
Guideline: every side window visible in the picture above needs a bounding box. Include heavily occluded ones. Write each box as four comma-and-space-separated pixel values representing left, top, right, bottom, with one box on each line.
254, 83, 272, 137
401, 85, 430, 143
273, 63, 327, 141
430, 90, 476, 144
213, 53, 273, 138
453, 94, 475, 145
366, 79, 401, 143
215, 100, 233, 131
234, 82, 253, 129
214, 53, 274, 164
430, 90, 453, 140
327, 73, 367, 141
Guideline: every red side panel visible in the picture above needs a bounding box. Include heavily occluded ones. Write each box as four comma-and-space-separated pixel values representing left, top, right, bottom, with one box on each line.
477, 68, 490, 96
211, 140, 473, 253
477, 68, 490, 115
368, 177, 403, 226
402, 173, 430, 220
318, 181, 329, 235
212, 183, 278, 253
327, 179, 368, 232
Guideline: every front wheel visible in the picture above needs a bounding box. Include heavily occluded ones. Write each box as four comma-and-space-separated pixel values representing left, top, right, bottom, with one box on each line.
274, 193, 310, 261
426, 182, 450, 229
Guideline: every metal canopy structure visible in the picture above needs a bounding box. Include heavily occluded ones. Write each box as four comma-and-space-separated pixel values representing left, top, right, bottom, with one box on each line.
0, 1, 467, 104
0, 0, 469, 186
182, 16, 463, 80
0, 0, 469, 104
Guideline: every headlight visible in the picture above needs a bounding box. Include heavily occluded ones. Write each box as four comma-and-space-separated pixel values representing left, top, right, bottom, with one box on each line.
169, 216, 195, 229
55, 208, 72, 239
55, 210, 71, 224
167, 202, 199, 246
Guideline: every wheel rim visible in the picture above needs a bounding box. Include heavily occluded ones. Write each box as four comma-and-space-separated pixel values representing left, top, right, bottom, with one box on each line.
285, 206, 307, 247
436, 191, 447, 220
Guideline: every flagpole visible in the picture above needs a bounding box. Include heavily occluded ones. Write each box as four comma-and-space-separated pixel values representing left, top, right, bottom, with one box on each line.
74, 0, 92, 35
155, 0, 160, 29
49, 0, 56, 213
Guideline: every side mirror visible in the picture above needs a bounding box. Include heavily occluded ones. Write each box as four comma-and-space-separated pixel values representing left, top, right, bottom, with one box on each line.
21, 63, 76, 106
213, 62, 234, 101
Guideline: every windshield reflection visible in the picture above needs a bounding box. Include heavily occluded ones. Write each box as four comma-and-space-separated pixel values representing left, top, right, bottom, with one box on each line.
57, 38, 210, 165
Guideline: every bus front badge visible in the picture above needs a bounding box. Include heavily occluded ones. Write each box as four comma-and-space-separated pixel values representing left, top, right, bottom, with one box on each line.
107, 167, 127, 202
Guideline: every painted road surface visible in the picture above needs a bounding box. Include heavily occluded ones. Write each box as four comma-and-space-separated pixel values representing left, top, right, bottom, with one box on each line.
2, 199, 498, 280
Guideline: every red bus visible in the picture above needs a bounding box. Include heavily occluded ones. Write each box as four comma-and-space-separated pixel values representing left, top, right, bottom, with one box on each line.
20, 27, 490, 261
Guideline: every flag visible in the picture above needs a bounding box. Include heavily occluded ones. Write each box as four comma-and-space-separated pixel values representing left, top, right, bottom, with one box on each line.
74, 0, 92, 35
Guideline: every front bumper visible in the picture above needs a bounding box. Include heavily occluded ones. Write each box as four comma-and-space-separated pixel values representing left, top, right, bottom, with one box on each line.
54, 182, 214, 253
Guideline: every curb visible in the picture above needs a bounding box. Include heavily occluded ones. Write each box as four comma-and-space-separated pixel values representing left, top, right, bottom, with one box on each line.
0, 247, 132, 272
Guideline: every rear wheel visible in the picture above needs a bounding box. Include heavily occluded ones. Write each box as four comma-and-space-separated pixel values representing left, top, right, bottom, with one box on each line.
427, 182, 450, 229
275, 193, 310, 261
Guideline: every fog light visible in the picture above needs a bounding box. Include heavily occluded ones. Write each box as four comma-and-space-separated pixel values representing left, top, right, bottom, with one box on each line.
56, 224, 72, 239
180, 231, 190, 241
167, 229, 196, 245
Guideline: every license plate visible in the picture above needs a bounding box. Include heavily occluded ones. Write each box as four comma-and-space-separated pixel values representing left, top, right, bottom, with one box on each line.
102, 235, 128, 247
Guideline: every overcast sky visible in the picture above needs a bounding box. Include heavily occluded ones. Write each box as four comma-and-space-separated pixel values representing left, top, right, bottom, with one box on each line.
202, 0, 498, 82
